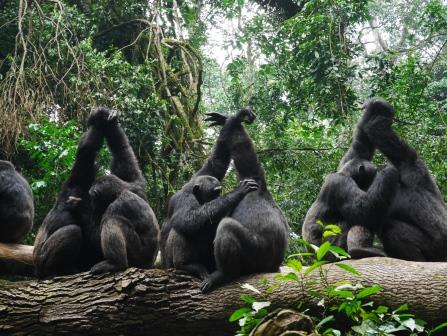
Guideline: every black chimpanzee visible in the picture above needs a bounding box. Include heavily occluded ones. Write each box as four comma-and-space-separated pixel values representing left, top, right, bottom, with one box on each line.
34, 116, 104, 278
362, 99, 447, 261
302, 103, 398, 259
88, 108, 159, 274
160, 112, 258, 279
0, 160, 34, 243
200, 108, 289, 292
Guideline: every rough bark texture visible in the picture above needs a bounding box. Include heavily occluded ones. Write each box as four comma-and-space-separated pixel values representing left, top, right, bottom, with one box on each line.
0, 257, 446, 335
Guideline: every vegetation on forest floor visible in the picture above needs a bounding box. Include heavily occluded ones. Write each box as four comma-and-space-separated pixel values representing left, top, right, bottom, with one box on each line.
230, 224, 447, 335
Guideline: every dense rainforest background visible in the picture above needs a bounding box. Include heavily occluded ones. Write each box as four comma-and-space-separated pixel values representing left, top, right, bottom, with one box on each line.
0, 0, 446, 249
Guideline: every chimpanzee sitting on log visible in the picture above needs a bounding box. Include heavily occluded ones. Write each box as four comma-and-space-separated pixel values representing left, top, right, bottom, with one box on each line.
302, 102, 398, 260
160, 111, 258, 280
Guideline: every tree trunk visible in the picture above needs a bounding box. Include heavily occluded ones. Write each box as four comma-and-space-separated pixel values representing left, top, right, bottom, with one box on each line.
0, 257, 446, 336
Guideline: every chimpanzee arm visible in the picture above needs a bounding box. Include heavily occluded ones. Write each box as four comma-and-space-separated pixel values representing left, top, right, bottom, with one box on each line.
338, 125, 375, 169
223, 117, 267, 189
364, 116, 418, 169
195, 119, 233, 181
66, 126, 104, 191
335, 166, 398, 226
170, 188, 248, 237
104, 119, 145, 186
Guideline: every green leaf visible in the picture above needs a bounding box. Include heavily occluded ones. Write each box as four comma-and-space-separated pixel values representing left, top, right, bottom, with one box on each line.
324, 224, 342, 234
374, 305, 389, 314
304, 260, 329, 275
316, 241, 332, 260
322, 231, 337, 238
316, 315, 334, 329
229, 307, 251, 322
331, 290, 354, 299
356, 285, 382, 299
335, 263, 361, 276
429, 322, 447, 335
393, 304, 409, 313
286, 259, 302, 272
240, 295, 256, 304
328, 245, 350, 258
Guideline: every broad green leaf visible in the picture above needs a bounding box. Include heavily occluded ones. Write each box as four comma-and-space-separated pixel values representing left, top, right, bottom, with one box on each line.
335, 263, 361, 276
240, 295, 256, 304
356, 285, 382, 299
328, 245, 350, 258
374, 305, 389, 314
393, 304, 409, 313
286, 259, 302, 272
324, 224, 342, 234
229, 307, 251, 322
316, 241, 331, 260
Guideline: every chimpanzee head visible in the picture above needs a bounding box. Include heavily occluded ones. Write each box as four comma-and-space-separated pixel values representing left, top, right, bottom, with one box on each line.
236, 107, 256, 124
340, 158, 377, 191
192, 175, 222, 204
89, 175, 127, 210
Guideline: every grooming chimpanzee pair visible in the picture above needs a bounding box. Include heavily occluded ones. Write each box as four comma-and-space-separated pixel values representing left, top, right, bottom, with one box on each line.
303, 99, 447, 261
33, 108, 159, 278
160, 108, 289, 292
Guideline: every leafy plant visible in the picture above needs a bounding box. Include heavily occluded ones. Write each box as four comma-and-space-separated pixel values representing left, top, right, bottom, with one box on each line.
229, 284, 271, 336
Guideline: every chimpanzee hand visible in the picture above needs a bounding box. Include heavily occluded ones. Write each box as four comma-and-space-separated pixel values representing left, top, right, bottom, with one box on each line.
237, 179, 259, 194
360, 99, 394, 128
88, 107, 119, 129
204, 112, 228, 126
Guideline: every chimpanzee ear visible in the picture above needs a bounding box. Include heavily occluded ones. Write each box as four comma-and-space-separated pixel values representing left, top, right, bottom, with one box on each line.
193, 184, 202, 203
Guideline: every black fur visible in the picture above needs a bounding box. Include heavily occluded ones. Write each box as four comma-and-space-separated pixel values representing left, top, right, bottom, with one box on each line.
363, 99, 447, 261
0, 160, 34, 244
200, 108, 289, 292
87, 108, 159, 274
34, 122, 104, 278
302, 105, 398, 259
160, 116, 258, 279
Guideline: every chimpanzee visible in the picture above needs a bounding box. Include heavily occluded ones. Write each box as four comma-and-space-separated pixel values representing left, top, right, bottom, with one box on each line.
200, 108, 289, 292
160, 112, 258, 279
0, 160, 34, 243
87, 108, 159, 274
34, 118, 104, 278
362, 99, 447, 261
302, 103, 398, 260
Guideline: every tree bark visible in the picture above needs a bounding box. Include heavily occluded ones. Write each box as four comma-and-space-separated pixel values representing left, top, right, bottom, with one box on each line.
0, 257, 446, 336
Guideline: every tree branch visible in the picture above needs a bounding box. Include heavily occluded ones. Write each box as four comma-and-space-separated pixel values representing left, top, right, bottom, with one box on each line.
0, 258, 446, 335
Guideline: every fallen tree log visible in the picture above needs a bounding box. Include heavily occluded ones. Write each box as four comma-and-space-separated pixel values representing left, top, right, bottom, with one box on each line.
1, 257, 447, 336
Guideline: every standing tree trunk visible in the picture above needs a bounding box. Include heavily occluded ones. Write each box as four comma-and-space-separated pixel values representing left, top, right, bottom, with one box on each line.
1, 258, 447, 335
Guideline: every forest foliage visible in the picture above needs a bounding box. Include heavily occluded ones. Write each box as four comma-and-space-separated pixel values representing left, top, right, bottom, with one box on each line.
0, 0, 446, 248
